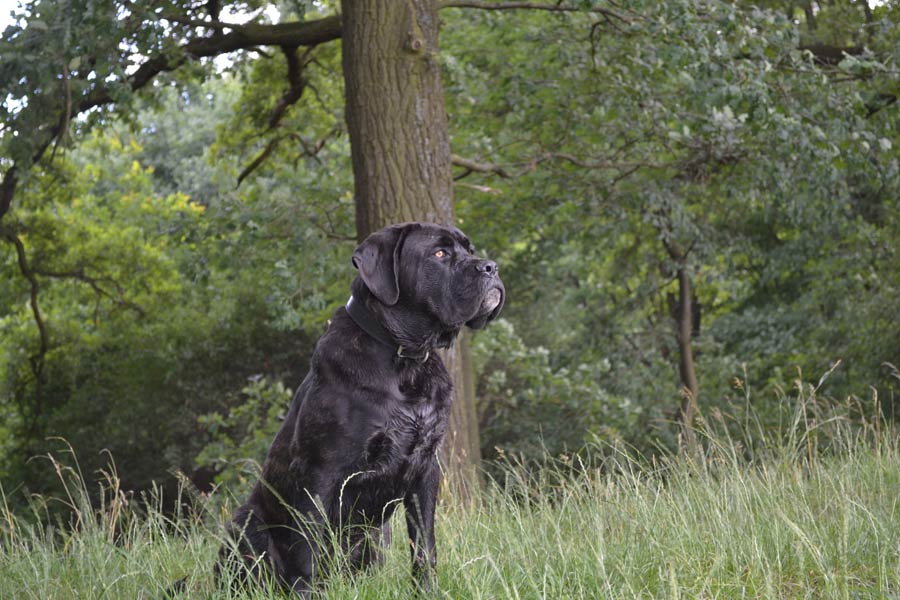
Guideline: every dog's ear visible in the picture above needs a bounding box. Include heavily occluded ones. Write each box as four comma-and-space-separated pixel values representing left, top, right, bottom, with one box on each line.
352, 225, 409, 306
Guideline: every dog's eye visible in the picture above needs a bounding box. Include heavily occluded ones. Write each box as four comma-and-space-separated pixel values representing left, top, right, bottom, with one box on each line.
434, 250, 447, 258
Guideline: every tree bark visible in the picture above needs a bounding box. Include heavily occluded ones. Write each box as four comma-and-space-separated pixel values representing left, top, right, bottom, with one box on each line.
674, 265, 699, 456
341, 0, 482, 497
662, 236, 699, 457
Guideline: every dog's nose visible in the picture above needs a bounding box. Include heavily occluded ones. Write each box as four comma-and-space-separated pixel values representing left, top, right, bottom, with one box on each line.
477, 260, 499, 276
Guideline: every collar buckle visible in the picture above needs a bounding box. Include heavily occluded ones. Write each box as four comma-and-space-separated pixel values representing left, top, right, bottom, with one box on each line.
398, 346, 429, 362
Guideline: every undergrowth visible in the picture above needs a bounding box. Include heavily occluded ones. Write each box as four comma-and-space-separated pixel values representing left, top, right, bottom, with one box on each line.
1, 376, 899, 599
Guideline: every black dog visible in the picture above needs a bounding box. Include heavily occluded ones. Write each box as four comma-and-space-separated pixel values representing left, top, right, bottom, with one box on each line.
219, 222, 504, 595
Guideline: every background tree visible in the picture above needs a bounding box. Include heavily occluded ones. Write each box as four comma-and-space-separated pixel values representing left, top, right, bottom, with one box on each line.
440, 0, 900, 461
2, 0, 900, 505
0, 0, 500, 497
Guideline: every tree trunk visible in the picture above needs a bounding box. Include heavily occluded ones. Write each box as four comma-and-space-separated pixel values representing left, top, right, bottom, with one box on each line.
341, 0, 483, 497
674, 265, 699, 456
662, 234, 699, 457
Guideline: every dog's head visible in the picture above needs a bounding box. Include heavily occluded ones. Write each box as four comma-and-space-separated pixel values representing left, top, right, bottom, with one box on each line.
352, 222, 505, 334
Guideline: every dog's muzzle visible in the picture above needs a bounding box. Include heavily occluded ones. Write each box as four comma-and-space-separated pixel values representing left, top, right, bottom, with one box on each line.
482, 288, 502, 311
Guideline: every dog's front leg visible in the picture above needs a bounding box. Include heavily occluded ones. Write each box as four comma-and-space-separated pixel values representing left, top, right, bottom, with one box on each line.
404, 463, 439, 591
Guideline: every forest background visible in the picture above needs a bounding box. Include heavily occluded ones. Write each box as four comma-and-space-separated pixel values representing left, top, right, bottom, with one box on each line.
1, 0, 899, 508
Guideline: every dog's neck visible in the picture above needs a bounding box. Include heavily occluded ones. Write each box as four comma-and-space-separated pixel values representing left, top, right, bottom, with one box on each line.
347, 284, 459, 361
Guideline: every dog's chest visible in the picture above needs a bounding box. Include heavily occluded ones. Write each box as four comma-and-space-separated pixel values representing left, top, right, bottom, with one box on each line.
388, 395, 443, 455
363, 366, 448, 481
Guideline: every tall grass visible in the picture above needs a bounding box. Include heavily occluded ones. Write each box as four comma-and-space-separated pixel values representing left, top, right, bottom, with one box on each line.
2, 380, 899, 599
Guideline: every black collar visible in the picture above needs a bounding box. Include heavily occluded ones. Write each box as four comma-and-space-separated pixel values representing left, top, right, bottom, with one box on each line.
345, 296, 430, 363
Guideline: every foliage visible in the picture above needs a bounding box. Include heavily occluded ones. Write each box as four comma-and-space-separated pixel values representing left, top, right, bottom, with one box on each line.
472, 319, 640, 464
2, 0, 900, 505
195, 376, 292, 497
0, 80, 344, 501
1, 131, 206, 488
444, 0, 900, 444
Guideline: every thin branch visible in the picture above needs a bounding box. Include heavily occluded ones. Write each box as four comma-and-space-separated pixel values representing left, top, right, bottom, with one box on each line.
266, 46, 313, 130
28, 14, 343, 177
454, 182, 504, 195
310, 213, 356, 241
866, 93, 897, 119
661, 234, 695, 263
0, 167, 17, 222
439, 0, 632, 22
304, 80, 331, 114
590, 20, 603, 68
3, 230, 49, 357
0, 13, 343, 226
610, 163, 642, 187
621, 332, 655, 369
249, 46, 275, 59
237, 136, 286, 187
741, 43, 896, 117
295, 126, 339, 163
32, 267, 147, 318
50, 61, 73, 161
161, 14, 239, 31
451, 151, 670, 185
107, 16, 341, 104
799, 42, 863, 66
543, 152, 669, 170
1, 229, 49, 402
451, 154, 512, 179
237, 127, 339, 186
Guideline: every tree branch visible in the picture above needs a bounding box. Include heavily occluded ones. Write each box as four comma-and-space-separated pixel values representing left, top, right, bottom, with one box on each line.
294, 126, 339, 164
237, 136, 286, 187
661, 235, 695, 263
454, 182, 505, 194
50, 61, 73, 162
31, 267, 148, 318
543, 152, 668, 170
267, 46, 313, 130
161, 14, 240, 31
0, 13, 343, 227
310, 211, 357, 241
1, 229, 49, 391
237, 127, 339, 186
799, 42, 863, 66
77, 15, 342, 117
452, 151, 670, 182
439, 0, 631, 22
451, 154, 512, 179
0, 167, 17, 222
866, 93, 897, 119
26, 15, 343, 179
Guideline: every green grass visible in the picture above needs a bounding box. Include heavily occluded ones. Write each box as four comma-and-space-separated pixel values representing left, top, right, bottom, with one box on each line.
2, 422, 900, 598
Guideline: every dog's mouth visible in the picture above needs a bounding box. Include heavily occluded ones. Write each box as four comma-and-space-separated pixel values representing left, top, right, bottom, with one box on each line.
464, 284, 504, 330
481, 287, 502, 312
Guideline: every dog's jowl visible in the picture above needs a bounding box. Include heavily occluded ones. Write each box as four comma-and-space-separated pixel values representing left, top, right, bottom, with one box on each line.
219, 222, 504, 595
